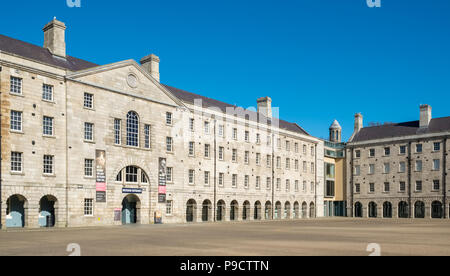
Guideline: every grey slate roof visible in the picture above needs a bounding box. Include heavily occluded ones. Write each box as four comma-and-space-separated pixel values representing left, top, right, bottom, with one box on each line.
330, 120, 342, 129
351, 117, 450, 142
163, 84, 310, 136
0, 34, 98, 71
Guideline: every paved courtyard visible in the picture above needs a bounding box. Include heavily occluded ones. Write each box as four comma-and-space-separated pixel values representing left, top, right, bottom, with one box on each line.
1, 218, 450, 256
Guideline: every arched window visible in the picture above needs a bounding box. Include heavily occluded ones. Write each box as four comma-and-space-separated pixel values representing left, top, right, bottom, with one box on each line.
126, 111, 139, 147
116, 166, 149, 184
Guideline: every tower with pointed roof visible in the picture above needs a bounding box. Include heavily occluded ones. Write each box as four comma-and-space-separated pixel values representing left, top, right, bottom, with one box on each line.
329, 120, 342, 142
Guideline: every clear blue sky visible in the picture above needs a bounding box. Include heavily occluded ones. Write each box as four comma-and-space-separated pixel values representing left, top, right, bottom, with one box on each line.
1, 0, 449, 140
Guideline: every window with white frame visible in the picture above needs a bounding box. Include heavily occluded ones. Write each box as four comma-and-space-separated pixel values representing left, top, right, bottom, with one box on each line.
286, 179, 290, 191
166, 167, 173, 183
295, 180, 299, 192
286, 158, 290, 169
204, 121, 210, 134
244, 175, 249, 189
303, 145, 307, 155
43, 116, 53, 136
219, 147, 224, 160
10, 110, 22, 131
399, 162, 406, 173
245, 131, 249, 142
245, 151, 249, 164
144, 124, 151, 149
399, 145, 407, 155
355, 183, 361, 193
114, 119, 121, 145
84, 199, 94, 216
256, 153, 261, 165
276, 178, 281, 191
126, 111, 139, 147
434, 142, 441, 151
433, 159, 440, 171
256, 176, 260, 189
188, 170, 195, 185
11, 152, 22, 172
189, 142, 195, 156
311, 146, 315, 156
84, 92, 94, 109
204, 171, 210, 186
189, 118, 194, 132
84, 159, 93, 177
125, 166, 138, 183
84, 122, 94, 141
166, 200, 173, 215
415, 160, 422, 172
166, 112, 172, 125
232, 149, 237, 162
369, 164, 375, 174
219, 173, 224, 187
256, 133, 261, 144
384, 163, 390, 174
42, 84, 53, 101
303, 161, 307, 173
43, 155, 54, 175
286, 141, 290, 151
354, 165, 360, 176
369, 148, 375, 157
10, 76, 22, 94
232, 174, 238, 188
204, 144, 210, 158
433, 180, 440, 191
232, 128, 237, 140
166, 137, 173, 152
266, 177, 271, 190
218, 124, 224, 137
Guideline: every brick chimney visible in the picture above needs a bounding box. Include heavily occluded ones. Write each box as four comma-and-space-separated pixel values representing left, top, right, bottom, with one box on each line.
354, 113, 363, 133
140, 54, 160, 82
43, 18, 66, 58
257, 97, 272, 118
420, 104, 432, 128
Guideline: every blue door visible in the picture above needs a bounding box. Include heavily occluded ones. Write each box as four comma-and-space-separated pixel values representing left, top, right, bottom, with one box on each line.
122, 198, 137, 224
39, 197, 55, 227
6, 196, 25, 228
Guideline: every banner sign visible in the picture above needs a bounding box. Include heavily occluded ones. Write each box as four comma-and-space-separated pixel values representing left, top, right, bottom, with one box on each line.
96, 150, 107, 202
158, 158, 167, 203
122, 188, 143, 194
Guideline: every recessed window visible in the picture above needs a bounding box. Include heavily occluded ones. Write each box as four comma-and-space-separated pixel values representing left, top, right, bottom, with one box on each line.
166, 137, 173, 152
384, 163, 390, 174
114, 119, 121, 145
355, 183, 361, 193
166, 201, 173, 215
232, 149, 237, 162
276, 178, 281, 191
125, 166, 138, 183
286, 158, 290, 169
84, 199, 94, 216
244, 151, 249, 164
433, 180, 440, 191
286, 141, 290, 151
256, 176, 261, 189
415, 160, 423, 172
256, 134, 261, 144
369, 149, 375, 157
232, 174, 238, 188
244, 175, 249, 189
326, 180, 334, 197
11, 152, 22, 172
277, 157, 281, 168
189, 142, 195, 156
256, 153, 261, 165
42, 84, 53, 101
399, 162, 406, 173
166, 167, 173, 182
43, 116, 53, 136
204, 171, 210, 186
399, 182, 406, 192
416, 181, 422, 192
433, 159, 440, 171
126, 111, 139, 147
144, 125, 151, 149
204, 144, 210, 158
369, 164, 375, 174
267, 177, 271, 190
267, 155, 271, 168
232, 128, 237, 140
355, 150, 361, 158
84, 159, 93, 177
84, 93, 94, 109
399, 145, 407, 155
189, 118, 195, 132
369, 183, 375, 193
10, 76, 22, 94
218, 124, 224, 137
384, 182, 390, 193
10, 110, 22, 132
384, 147, 391, 156
286, 179, 290, 191
354, 165, 361, 176
84, 122, 94, 141
166, 112, 173, 125
245, 131, 249, 142
204, 121, 210, 134
434, 142, 441, 151
43, 155, 54, 175
218, 147, 224, 160
188, 170, 195, 185
416, 144, 423, 153
219, 173, 224, 187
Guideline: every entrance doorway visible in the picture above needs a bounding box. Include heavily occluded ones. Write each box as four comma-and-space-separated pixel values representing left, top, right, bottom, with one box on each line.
122, 194, 140, 225
39, 195, 57, 227
6, 195, 27, 228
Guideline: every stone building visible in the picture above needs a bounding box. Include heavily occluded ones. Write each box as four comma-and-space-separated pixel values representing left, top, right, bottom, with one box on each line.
0, 19, 324, 229
346, 106, 450, 219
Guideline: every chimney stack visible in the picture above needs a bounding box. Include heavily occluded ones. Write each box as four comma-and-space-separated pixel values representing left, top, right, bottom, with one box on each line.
354, 113, 363, 133
420, 104, 432, 128
257, 97, 272, 118
43, 18, 66, 58
140, 54, 160, 82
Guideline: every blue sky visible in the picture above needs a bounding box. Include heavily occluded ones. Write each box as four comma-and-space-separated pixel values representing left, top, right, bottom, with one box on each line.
1, 0, 449, 140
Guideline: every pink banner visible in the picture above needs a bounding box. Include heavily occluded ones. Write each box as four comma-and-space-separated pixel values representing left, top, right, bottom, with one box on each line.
158, 186, 167, 194
96, 182, 106, 192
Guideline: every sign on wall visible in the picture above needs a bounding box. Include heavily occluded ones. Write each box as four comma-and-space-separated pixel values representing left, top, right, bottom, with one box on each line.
158, 158, 167, 203
96, 150, 107, 203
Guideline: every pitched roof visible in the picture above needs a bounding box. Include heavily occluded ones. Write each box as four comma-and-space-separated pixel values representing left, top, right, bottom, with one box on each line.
351, 117, 450, 142
0, 34, 98, 71
330, 120, 341, 129
163, 84, 310, 136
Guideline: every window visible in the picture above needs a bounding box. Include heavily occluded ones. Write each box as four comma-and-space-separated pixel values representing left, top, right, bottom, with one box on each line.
204, 171, 210, 186
166, 137, 173, 152
416, 181, 422, 192
256, 153, 261, 165
295, 180, 299, 192
166, 201, 173, 215
303, 145, 307, 155
267, 135, 271, 146
219, 173, 224, 187
384, 147, 390, 156
232, 149, 237, 162
114, 119, 121, 145
256, 176, 261, 189
400, 145, 407, 155
84, 122, 94, 141
42, 84, 53, 101
188, 170, 195, 185
244, 175, 249, 189
295, 160, 299, 171
383, 163, 390, 174
277, 138, 281, 149
10, 110, 22, 131
204, 144, 211, 158
116, 170, 122, 182
10, 76, 22, 94
355, 183, 361, 193
433, 159, 440, 171
266, 177, 271, 190
399, 162, 406, 173
369, 183, 375, 193
311, 162, 315, 173
166, 167, 173, 182
311, 146, 315, 156
369, 164, 375, 174
84, 159, 93, 177
286, 158, 290, 169
311, 182, 315, 193
125, 166, 138, 183
245, 131, 249, 142
354, 165, 361, 176
277, 157, 281, 168
189, 118, 195, 132
303, 161, 307, 173
219, 147, 224, 160
286, 141, 290, 151
84, 92, 93, 109
189, 142, 195, 156
326, 181, 335, 197
43, 155, 54, 174
276, 178, 281, 191
416, 144, 423, 153
295, 143, 299, 153
434, 142, 441, 151
84, 199, 94, 216
43, 116, 53, 136
144, 125, 151, 149
256, 134, 261, 144
232, 128, 238, 140
166, 112, 172, 125
126, 111, 139, 147
141, 171, 148, 183
204, 121, 210, 134
232, 174, 237, 188
218, 124, 224, 137
415, 160, 423, 172
244, 151, 249, 164
286, 179, 290, 191
11, 152, 22, 172
325, 163, 335, 178
399, 182, 406, 192
267, 155, 271, 167
433, 180, 440, 191
384, 182, 390, 193
355, 150, 361, 158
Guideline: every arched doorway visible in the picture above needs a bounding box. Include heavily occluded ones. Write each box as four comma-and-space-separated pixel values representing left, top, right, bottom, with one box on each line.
398, 201, 409, 218
293, 202, 300, 219
284, 202, 291, 219
254, 201, 262, 220
383, 202, 392, 218
122, 194, 140, 225
275, 201, 282, 219
265, 201, 272, 220
6, 195, 27, 228
39, 195, 57, 227
302, 202, 308, 218
242, 201, 250, 220
186, 199, 197, 223
354, 202, 363, 218
309, 202, 315, 218
202, 200, 212, 222
414, 201, 425, 218
217, 200, 226, 221
230, 200, 239, 221
368, 202, 377, 218
432, 201, 443, 219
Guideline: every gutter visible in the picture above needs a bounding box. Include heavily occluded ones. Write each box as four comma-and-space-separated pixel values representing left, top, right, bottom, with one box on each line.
0, 65, 2, 229
213, 118, 217, 222
443, 138, 447, 219
408, 142, 412, 218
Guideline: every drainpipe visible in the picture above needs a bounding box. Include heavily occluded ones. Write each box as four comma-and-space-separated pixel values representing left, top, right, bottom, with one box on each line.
213, 118, 217, 222
314, 144, 317, 218
65, 77, 69, 227
0, 65, 2, 229
271, 133, 275, 220
349, 147, 354, 217
443, 138, 447, 219
407, 142, 412, 218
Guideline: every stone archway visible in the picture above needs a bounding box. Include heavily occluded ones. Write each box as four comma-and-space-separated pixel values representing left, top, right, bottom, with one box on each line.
6, 194, 28, 228
39, 195, 58, 227
254, 201, 262, 220
202, 200, 212, 222
122, 194, 141, 225
186, 199, 197, 223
